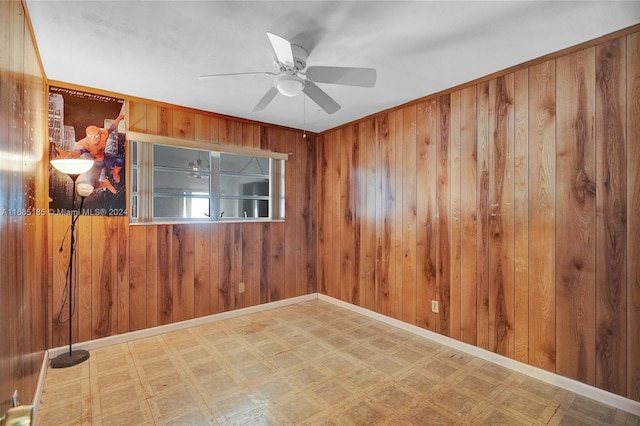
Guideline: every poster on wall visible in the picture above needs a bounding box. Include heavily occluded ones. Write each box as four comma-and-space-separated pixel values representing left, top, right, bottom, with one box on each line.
48, 86, 127, 216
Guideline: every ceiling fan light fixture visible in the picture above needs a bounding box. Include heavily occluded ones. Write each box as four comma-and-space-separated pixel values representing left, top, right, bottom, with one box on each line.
275, 74, 305, 97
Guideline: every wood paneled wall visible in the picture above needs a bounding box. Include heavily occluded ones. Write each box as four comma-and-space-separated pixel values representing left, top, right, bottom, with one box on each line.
0, 0, 48, 411
316, 27, 640, 402
47, 100, 317, 347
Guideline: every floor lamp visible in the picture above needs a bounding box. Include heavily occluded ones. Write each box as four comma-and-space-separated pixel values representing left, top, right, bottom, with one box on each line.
50, 158, 94, 368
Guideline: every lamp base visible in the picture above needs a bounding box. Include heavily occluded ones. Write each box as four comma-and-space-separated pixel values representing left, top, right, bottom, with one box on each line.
50, 349, 90, 369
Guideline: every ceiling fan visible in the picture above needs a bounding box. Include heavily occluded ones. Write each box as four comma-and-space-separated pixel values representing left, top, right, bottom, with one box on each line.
199, 32, 377, 114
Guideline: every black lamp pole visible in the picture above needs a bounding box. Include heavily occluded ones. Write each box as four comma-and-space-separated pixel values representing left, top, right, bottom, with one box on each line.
50, 173, 90, 368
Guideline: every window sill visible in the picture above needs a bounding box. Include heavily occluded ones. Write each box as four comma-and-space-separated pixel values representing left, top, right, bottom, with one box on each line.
129, 218, 285, 226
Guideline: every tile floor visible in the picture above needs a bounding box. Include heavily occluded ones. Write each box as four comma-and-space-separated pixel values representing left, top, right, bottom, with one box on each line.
36, 300, 639, 425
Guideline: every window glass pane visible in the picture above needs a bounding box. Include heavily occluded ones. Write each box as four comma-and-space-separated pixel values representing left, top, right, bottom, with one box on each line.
131, 195, 137, 218
220, 153, 269, 175
154, 196, 210, 219
153, 169, 210, 195
152, 145, 210, 218
220, 198, 269, 219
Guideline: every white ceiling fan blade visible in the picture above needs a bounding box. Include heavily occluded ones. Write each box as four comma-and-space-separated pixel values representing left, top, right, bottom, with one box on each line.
302, 81, 340, 114
253, 86, 279, 112
306, 66, 377, 87
199, 71, 274, 79
267, 32, 295, 68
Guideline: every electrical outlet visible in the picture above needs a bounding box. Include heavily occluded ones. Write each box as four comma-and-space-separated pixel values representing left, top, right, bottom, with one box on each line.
431, 300, 439, 313
238, 282, 245, 294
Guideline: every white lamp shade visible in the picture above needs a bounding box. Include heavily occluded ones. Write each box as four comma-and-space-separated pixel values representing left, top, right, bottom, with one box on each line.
76, 182, 94, 197
275, 75, 305, 97
51, 158, 94, 175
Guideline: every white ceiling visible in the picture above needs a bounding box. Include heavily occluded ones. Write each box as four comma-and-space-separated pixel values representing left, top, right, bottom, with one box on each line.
26, 1, 640, 134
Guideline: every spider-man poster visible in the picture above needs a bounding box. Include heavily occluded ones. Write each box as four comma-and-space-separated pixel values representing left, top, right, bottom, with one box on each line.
48, 86, 126, 216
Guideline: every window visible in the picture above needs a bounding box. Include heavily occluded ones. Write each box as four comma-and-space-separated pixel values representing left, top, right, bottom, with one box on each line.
129, 133, 286, 223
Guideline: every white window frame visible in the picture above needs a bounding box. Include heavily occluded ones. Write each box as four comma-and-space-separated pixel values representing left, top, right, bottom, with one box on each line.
128, 131, 287, 224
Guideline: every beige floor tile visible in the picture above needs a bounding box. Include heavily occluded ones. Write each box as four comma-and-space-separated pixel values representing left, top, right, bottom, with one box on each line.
36, 300, 638, 425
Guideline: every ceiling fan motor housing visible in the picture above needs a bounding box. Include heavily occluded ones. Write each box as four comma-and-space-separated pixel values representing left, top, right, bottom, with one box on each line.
291, 44, 308, 71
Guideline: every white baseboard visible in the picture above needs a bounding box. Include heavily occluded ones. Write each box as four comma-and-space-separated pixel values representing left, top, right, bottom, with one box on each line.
31, 350, 49, 425
47, 294, 317, 358
318, 293, 640, 417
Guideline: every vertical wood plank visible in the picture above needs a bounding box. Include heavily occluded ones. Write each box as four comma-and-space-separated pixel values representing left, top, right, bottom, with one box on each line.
127, 101, 147, 133
128, 225, 147, 331
194, 113, 211, 142
270, 223, 285, 302
627, 31, 640, 402
528, 60, 557, 371
513, 68, 530, 363
449, 91, 462, 340
361, 119, 377, 311
556, 48, 597, 384
260, 223, 270, 304
488, 75, 515, 358
157, 224, 173, 324
117, 217, 130, 334
209, 224, 220, 314
392, 109, 403, 321
437, 95, 451, 336
146, 104, 158, 135
327, 130, 341, 299
373, 118, 384, 313
283, 130, 298, 299
316, 135, 328, 295
210, 116, 220, 144
172, 224, 194, 321
146, 226, 158, 327
92, 216, 118, 338
193, 223, 210, 317
341, 126, 356, 304
233, 224, 243, 308
241, 223, 256, 307
220, 118, 234, 145
295, 132, 308, 297
477, 81, 491, 350
460, 86, 478, 345
158, 106, 172, 137
416, 101, 437, 330
219, 224, 233, 312
171, 109, 195, 140
77, 215, 93, 343
377, 114, 392, 316
402, 105, 417, 325
595, 38, 627, 396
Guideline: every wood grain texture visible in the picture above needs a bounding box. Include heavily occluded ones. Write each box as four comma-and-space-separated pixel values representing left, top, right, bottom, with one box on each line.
402, 105, 417, 325
437, 95, 451, 336
459, 86, 478, 345
488, 75, 515, 358
449, 91, 462, 341
378, 114, 393, 316
528, 61, 557, 372
416, 101, 437, 330
360, 119, 377, 311
626, 31, 640, 402
476, 82, 490, 350
129, 225, 147, 331
556, 48, 597, 384
0, 0, 48, 409
392, 109, 403, 321
595, 38, 627, 396
172, 109, 195, 140
312, 26, 638, 404
513, 68, 529, 363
